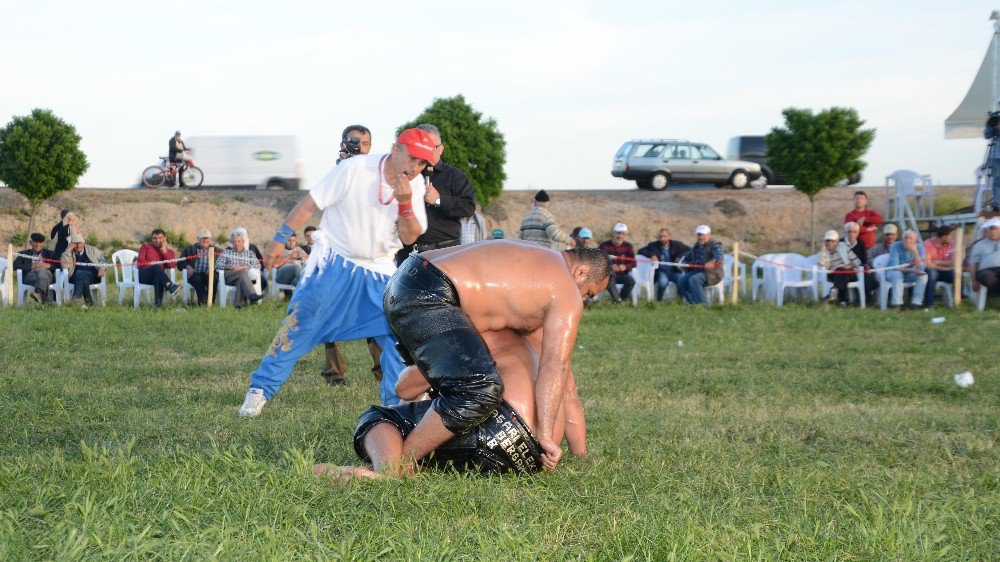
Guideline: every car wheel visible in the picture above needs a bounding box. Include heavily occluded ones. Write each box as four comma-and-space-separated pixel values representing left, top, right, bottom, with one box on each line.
648, 173, 669, 191
729, 170, 749, 189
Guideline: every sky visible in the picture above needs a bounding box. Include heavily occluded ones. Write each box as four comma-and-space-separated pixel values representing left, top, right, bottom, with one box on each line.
1, 1, 997, 190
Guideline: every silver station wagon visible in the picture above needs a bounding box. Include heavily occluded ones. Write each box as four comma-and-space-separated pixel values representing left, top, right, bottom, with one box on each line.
611, 139, 763, 190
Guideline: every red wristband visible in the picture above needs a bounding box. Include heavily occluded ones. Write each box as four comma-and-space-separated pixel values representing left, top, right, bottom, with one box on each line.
398, 202, 414, 218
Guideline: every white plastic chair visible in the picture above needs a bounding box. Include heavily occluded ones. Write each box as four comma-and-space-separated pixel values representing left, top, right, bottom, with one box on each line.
873, 253, 918, 310
630, 257, 658, 303
0, 257, 8, 305
886, 169, 934, 222
269, 267, 297, 301
706, 278, 725, 304
59, 267, 107, 306
976, 285, 988, 312
722, 254, 747, 296
216, 268, 262, 308
751, 254, 776, 301
113, 250, 153, 307
768, 253, 818, 307
16, 268, 61, 305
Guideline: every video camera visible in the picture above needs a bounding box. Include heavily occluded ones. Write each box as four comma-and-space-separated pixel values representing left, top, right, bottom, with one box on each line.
340, 136, 362, 157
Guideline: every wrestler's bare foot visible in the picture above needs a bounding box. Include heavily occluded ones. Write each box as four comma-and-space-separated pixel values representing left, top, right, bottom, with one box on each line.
313, 464, 384, 484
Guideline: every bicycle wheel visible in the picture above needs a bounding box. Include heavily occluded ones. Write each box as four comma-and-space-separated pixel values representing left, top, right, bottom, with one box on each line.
180, 166, 204, 189
142, 166, 166, 189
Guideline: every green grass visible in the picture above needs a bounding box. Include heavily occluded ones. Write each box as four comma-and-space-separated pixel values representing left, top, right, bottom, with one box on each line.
0, 301, 997, 559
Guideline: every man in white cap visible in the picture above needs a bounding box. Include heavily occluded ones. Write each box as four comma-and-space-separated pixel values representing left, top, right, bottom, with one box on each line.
598, 223, 636, 303
60, 233, 106, 307
971, 217, 1000, 296
238, 128, 432, 417
868, 223, 898, 265
818, 229, 862, 307
677, 224, 724, 305
179, 229, 217, 305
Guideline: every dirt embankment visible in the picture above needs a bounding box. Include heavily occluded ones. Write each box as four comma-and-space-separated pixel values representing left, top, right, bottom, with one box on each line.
0, 186, 977, 254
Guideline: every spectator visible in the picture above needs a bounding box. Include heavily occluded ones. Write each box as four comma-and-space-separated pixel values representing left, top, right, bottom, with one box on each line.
843, 221, 877, 302
576, 227, 595, 249
13, 233, 57, 303
169, 131, 192, 188
519, 190, 575, 250
970, 218, 1000, 296
598, 223, 636, 302
60, 233, 105, 307
637, 227, 690, 302
247, 242, 269, 295
818, 229, 862, 307
50, 211, 78, 259
218, 227, 263, 309
923, 225, 956, 308
491, 229, 505, 240
179, 230, 216, 305
844, 191, 884, 249
273, 233, 309, 294
460, 209, 488, 245
138, 228, 181, 306
677, 225, 724, 305
886, 229, 928, 310
868, 223, 898, 264
302, 226, 318, 254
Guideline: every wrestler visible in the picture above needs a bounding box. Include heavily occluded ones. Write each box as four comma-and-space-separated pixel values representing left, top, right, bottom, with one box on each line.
374, 240, 610, 475
314, 328, 588, 480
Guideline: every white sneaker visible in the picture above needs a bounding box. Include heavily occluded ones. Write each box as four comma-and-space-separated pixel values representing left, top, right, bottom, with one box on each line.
238, 388, 267, 417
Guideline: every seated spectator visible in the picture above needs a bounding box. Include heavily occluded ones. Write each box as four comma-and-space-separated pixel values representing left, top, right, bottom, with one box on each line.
842, 221, 877, 302
598, 223, 636, 303
179, 229, 216, 305
60, 234, 105, 307
219, 227, 263, 308
302, 226, 318, 254
923, 225, 956, 308
818, 229, 862, 307
868, 223, 898, 264
971, 218, 1000, 296
491, 229, 505, 240
248, 241, 269, 294
138, 228, 181, 306
637, 227, 690, 302
274, 233, 309, 294
677, 225, 724, 305
886, 229, 928, 310
14, 233, 57, 303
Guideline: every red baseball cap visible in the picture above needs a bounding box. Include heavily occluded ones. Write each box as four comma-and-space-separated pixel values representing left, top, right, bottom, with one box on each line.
396, 128, 436, 162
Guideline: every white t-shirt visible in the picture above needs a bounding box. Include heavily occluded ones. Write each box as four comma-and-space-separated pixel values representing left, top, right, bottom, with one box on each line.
309, 153, 427, 275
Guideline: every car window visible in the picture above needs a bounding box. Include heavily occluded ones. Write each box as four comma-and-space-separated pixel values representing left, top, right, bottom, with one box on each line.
688, 145, 704, 159
698, 145, 720, 159
672, 144, 691, 160
615, 143, 633, 158
633, 143, 666, 158
742, 136, 767, 156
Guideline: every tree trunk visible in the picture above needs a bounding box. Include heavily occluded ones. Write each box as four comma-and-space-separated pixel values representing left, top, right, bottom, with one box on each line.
25, 200, 40, 241
809, 195, 816, 252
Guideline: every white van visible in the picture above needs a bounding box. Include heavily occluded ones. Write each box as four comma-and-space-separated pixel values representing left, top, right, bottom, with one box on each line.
186, 135, 302, 189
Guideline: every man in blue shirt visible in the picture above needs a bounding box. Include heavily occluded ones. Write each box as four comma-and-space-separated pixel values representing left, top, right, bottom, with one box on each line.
886, 229, 928, 310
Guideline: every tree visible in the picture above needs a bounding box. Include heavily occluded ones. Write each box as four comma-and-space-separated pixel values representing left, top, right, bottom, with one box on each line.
0, 108, 89, 238
765, 107, 875, 250
398, 95, 506, 206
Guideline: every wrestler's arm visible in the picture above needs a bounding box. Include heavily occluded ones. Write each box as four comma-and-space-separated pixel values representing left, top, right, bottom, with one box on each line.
262, 195, 318, 268
562, 371, 587, 457
534, 289, 583, 470
395, 366, 432, 401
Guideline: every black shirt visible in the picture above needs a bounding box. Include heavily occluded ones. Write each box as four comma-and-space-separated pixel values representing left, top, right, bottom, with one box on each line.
415, 160, 477, 245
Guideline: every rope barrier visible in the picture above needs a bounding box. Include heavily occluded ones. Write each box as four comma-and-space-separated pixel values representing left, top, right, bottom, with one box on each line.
737, 250, 919, 275
13, 249, 264, 269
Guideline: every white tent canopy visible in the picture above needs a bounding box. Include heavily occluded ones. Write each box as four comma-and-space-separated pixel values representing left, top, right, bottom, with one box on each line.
946, 11, 1000, 139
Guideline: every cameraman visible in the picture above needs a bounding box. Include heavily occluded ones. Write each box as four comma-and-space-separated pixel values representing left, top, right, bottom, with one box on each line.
321, 124, 382, 387
984, 107, 1000, 213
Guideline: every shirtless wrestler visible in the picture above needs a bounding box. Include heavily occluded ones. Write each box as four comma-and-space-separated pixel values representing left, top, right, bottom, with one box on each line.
322, 240, 611, 477
314, 328, 588, 480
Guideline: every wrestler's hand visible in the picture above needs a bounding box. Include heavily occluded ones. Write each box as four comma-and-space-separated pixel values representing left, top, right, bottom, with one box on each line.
538, 436, 563, 471
262, 240, 284, 269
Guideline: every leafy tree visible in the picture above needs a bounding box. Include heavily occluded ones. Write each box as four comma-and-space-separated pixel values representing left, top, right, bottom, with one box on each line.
766, 107, 875, 250
398, 95, 506, 206
0, 108, 89, 239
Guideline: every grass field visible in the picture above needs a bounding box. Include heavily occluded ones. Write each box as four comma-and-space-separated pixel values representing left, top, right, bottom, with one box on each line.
1, 301, 997, 559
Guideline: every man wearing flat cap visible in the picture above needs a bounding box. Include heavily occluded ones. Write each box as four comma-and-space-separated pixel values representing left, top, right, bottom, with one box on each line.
518, 190, 575, 250
180, 230, 217, 305
239, 128, 431, 418
13, 233, 58, 303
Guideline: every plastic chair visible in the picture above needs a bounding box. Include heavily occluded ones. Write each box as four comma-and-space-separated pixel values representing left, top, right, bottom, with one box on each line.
59, 268, 107, 306
722, 254, 747, 296
630, 257, 658, 303
16, 268, 61, 305
217, 268, 262, 308
751, 254, 776, 301
768, 253, 818, 307
706, 278, 725, 304
269, 267, 297, 301
976, 285, 988, 312
886, 169, 934, 222
873, 254, 918, 310
113, 250, 153, 307
0, 257, 7, 305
